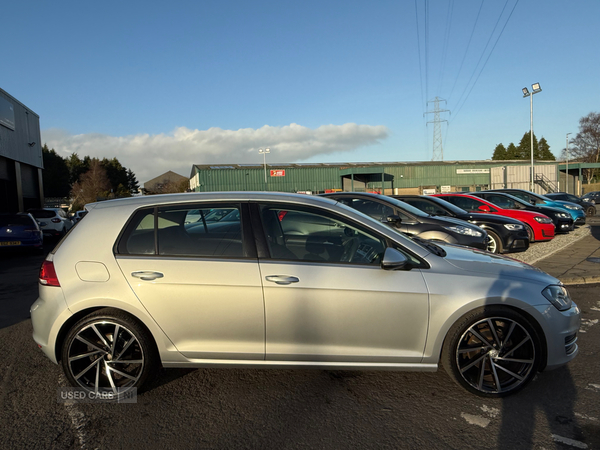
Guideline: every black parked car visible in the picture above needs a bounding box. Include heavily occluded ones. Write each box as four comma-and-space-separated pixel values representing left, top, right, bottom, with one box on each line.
581, 191, 600, 205
393, 195, 529, 254
545, 192, 596, 216
469, 192, 574, 233
321, 192, 489, 250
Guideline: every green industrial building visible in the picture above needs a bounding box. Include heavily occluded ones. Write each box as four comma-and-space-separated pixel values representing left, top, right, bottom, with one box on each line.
190, 160, 575, 195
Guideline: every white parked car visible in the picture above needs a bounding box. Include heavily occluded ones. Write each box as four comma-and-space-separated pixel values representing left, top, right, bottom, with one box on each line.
28, 208, 73, 238
31, 192, 580, 398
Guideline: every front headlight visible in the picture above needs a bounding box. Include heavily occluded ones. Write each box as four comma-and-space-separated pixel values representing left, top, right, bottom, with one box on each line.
557, 213, 569, 218
534, 216, 553, 224
445, 225, 483, 237
504, 223, 524, 230
565, 204, 581, 210
542, 285, 572, 311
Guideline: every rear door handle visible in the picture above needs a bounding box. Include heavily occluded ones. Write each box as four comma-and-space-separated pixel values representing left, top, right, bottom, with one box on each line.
131, 271, 164, 281
265, 275, 300, 285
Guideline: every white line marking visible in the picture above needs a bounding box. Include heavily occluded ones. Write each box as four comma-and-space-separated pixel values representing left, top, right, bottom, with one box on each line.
58, 374, 89, 449
585, 383, 600, 392
480, 405, 500, 418
574, 412, 599, 422
461, 412, 490, 428
551, 434, 588, 449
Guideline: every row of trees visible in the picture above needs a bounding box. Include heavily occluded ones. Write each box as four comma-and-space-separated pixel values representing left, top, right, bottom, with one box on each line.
559, 112, 600, 184
42, 145, 139, 210
492, 132, 555, 161
491, 112, 600, 184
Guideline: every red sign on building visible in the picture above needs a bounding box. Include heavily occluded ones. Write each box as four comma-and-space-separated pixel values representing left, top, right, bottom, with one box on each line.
270, 169, 285, 177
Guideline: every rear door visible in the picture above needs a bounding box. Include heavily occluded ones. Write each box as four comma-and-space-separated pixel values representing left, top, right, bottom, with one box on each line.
115, 203, 265, 360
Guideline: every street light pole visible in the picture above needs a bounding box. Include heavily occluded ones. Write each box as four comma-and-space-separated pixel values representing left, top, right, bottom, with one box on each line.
258, 148, 270, 190
522, 83, 542, 192
566, 133, 571, 194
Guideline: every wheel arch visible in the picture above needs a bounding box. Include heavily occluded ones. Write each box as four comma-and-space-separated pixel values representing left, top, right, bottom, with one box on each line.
431, 302, 548, 371
54, 305, 165, 364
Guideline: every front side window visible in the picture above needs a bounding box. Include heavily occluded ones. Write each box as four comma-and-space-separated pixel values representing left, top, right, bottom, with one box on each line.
485, 194, 516, 209
117, 204, 245, 258
259, 204, 386, 265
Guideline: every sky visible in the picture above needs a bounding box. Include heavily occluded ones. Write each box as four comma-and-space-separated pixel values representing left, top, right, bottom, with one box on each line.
3, 0, 599, 183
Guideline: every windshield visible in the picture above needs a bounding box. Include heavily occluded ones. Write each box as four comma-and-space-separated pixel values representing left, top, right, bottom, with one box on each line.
376, 196, 431, 218
424, 196, 468, 215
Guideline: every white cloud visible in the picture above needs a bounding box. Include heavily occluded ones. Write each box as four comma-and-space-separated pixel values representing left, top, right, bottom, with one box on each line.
41, 123, 388, 183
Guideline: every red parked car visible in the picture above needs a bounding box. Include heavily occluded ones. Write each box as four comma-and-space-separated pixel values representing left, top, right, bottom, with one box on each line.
433, 194, 555, 242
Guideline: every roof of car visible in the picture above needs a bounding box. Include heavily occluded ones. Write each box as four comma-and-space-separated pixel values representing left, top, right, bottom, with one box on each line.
85, 191, 340, 211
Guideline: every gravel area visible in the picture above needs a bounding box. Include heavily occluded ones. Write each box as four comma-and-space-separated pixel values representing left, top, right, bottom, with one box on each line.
509, 224, 591, 265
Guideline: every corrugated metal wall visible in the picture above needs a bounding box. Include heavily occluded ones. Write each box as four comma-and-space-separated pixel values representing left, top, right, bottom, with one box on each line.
0, 89, 43, 168
190, 161, 560, 194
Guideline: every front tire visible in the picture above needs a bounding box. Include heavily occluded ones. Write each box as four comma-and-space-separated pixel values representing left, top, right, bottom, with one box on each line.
61, 308, 158, 396
486, 230, 503, 254
524, 224, 535, 243
586, 206, 596, 217
442, 306, 541, 397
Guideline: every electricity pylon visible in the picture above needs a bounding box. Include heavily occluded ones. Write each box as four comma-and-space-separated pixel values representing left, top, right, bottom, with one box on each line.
425, 97, 450, 161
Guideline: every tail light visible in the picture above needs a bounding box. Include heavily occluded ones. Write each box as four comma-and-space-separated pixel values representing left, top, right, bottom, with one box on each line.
39, 260, 60, 287
51, 218, 61, 223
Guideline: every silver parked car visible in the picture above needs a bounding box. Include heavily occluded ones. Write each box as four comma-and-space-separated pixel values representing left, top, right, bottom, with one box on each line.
31, 192, 580, 397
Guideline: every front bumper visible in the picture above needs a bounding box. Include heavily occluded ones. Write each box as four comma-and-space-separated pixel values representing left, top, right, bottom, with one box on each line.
530, 302, 580, 371
554, 217, 575, 233
503, 230, 530, 253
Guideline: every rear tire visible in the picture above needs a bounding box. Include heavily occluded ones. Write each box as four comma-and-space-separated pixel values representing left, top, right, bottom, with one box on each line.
442, 306, 541, 397
61, 308, 158, 396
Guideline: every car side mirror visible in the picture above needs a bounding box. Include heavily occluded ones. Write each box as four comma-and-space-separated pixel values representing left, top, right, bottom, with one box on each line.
477, 205, 490, 212
385, 215, 402, 226
381, 248, 410, 271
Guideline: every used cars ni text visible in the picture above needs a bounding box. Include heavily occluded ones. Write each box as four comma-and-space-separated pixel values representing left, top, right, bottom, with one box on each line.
31, 192, 580, 397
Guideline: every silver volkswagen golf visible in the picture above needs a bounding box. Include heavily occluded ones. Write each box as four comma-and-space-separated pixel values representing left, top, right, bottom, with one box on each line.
31, 192, 580, 397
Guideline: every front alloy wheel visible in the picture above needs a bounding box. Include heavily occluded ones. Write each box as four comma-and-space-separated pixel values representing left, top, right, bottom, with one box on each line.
61, 309, 157, 396
443, 307, 540, 397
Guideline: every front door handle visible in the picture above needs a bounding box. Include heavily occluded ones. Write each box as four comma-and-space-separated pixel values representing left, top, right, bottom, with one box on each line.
265, 275, 300, 285
131, 271, 164, 281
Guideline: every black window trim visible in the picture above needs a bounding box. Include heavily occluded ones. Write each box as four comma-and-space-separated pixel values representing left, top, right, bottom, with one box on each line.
113, 201, 257, 259
249, 200, 428, 268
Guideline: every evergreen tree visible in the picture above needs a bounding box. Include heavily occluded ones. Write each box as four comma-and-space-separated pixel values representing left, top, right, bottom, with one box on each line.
127, 169, 140, 194
66, 153, 90, 186
517, 131, 539, 160
538, 137, 555, 160
505, 143, 520, 159
42, 144, 71, 197
492, 143, 507, 160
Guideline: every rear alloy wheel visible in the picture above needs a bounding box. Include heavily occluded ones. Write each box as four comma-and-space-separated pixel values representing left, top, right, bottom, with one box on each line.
485, 230, 503, 254
442, 307, 540, 397
61, 309, 158, 396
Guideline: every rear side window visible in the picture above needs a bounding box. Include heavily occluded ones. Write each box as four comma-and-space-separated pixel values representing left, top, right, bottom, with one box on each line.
0, 215, 36, 227
117, 204, 246, 258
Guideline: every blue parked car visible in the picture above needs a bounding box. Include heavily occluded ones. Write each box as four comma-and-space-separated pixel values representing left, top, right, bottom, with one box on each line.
490, 189, 586, 225
0, 213, 44, 252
